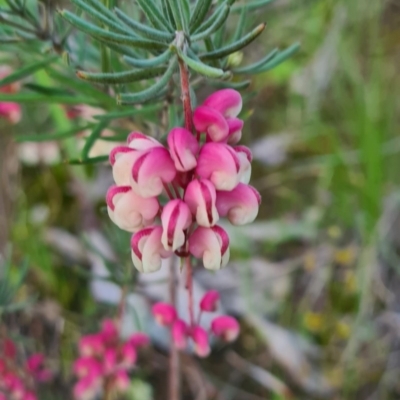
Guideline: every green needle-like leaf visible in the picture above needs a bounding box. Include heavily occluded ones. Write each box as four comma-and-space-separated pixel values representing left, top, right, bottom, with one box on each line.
76, 66, 166, 84
193, 2, 225, 34
118, 58, 177, 104
0, 55, 58, 87
123, 49, 172, 68
68, 155, 109, 164
84, 0, 122, 25
232, 5, 246, 42
161, 0, 176, 29
169, 0, 185, 31
191, 4, 230, 42
114, 8, 174, 42
82, 120, 109, 159
210, 79, 251, 89
103, 42, 143, 59
231, 0, 275, 12
0, 93, 100, 105
253, 43, 300, 73
136, 0, 173, 32
190, 0, 213, 33
70, 0, 132, 35
94, 104, 163, 121
200, 22, 266, 60
172, 46, 227, 79
60, 10, 167, 49
233, 48, 278, 74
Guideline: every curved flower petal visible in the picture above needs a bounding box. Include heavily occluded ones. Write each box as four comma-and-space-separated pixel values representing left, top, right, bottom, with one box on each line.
202, 89, 242, 118
112, 370, 130, 392
167, 127, 199, 171
127, 131, 162, 150
120, 342, 137, 367
193, 106, 229, 142
211, 316, 240, 342
199, 290, 220, 312
233, 145, 253, 184
0, 102, 21, 124
131, 227, 172, 273
216, 183, 261, 226
172, 319, 188, 350
73, 357, 103, 379
127, 333, 149, 348
161, 199, 192, 251
106, 185, 159, 232
226, 118, 243, 145
78, 334, 104, 357
184, 179, 218, 227
189, 226, 230, 271
191, 326, 210, 358
130, 147, 176, 198
196, 143, 241, 191
109, 146, 141, 186
152, 302, 177, 326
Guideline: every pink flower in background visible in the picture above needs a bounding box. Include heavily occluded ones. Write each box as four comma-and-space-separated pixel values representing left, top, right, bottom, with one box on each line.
0, 66, 22, 124
152, 303, 177, 326
200, 290, 220, 312
211, 316, 240, 342
73, 319, 149, 400
191, 326, 210, 358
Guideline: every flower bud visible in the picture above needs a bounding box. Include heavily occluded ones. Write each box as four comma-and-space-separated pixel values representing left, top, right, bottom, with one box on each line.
172, 319, 188, 350
161, 199, 192, 251
184, 179, 219, 228
193, 106, 229, 142
109, 146, 140, 186
196, 143, 241, 191
199, 290, 220, 312
203, 89, 242, 118
127, 131, 162, 150
216, 183, 261, 226
106, 185, 159, 232
189, 226, 230, 271
191, 326, 210, 358
130, 147, 176, 198
131, 227, 172, 273
73, 357, 103, 379
211, 316, 240, 342
152, 302, 177, 326
167, 127, 199, 171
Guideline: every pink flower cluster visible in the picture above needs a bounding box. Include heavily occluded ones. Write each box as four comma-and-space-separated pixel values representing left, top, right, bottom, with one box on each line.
0, 338, 51, 400
152, 290, 239, 358
0, 66, 21, 124
106, 89, 261, 272
73, 319, 149, 400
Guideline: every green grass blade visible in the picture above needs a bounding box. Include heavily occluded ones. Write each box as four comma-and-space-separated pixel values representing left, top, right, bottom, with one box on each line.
81, 120, 109, 159
252, 43, 300, 73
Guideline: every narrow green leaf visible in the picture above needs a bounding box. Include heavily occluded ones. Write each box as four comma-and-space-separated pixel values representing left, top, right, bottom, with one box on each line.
0, 55, 58, 87
76, 66, 166, 84
69, 0, 131, 35
0, 93, 100, 105
192, 4, 230, 41
232, 48, 278, 74
181, 0, 191, 27
84, 0, 122, 26
253, 43, 300, 73
114, 8, 174, 42
209, 79, 251, 89
60, 10, 168, 49
0, 36, 25, 43
118, 58, 177, 105
172, 46, 227, 78
169, 0, 185, 30
123, 49, 171, 68
67, 155, 109, 164
232, 4, 246, 41
15, 123, 94, 142
232, 0, 275, 12
200, 23, 266, 60
94, 104, 163, 121
102, 42, 142, 58
161, 0, 176, 29
82, 120, 109, 159
136, 0, 173, 32
190, 0, 213, 33
193, 2, 225, 34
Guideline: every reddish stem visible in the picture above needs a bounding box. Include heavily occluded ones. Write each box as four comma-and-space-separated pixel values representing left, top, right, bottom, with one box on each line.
178, 58, 194, 134
185, 256, 195, 327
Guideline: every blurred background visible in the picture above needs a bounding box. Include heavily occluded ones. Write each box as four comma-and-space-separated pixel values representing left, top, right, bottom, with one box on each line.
1, 0, 400, 399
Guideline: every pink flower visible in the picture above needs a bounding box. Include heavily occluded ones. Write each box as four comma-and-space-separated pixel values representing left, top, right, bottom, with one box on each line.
152, 303, 177, 326
130, 147, 176, 198
189, 226, 230, 270
193, 106, 229, 142
103, 348, 117, 374
184, 179, 219, 228
211, 316, 240, 342
199, 290, 220, 312
127, 131, 162, 150
79, 334, 104, 357
73, 374, 101, 400
100, 319, 119, 344
22, 392, 37, 400
226, 118, 244, 145
234, 145, 252, 184
26, 353, 52, 382
3, 338, 16, 359
127, 333, 149, 348
109, 146, 140, 186
120, 343, 137, 367
73, 357, 103, 379
106, 185, 159, 232
191, 326, 210, 358
112, 370, 130, 391
196, 143, 241, 191
161, 200, 192, 251
216, 183, 261, 226
202, 89, 242, 118
172, 320, 188, 350
167, 127, 199, 171
130, 226, 172, 273
0, 102, 21, 124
